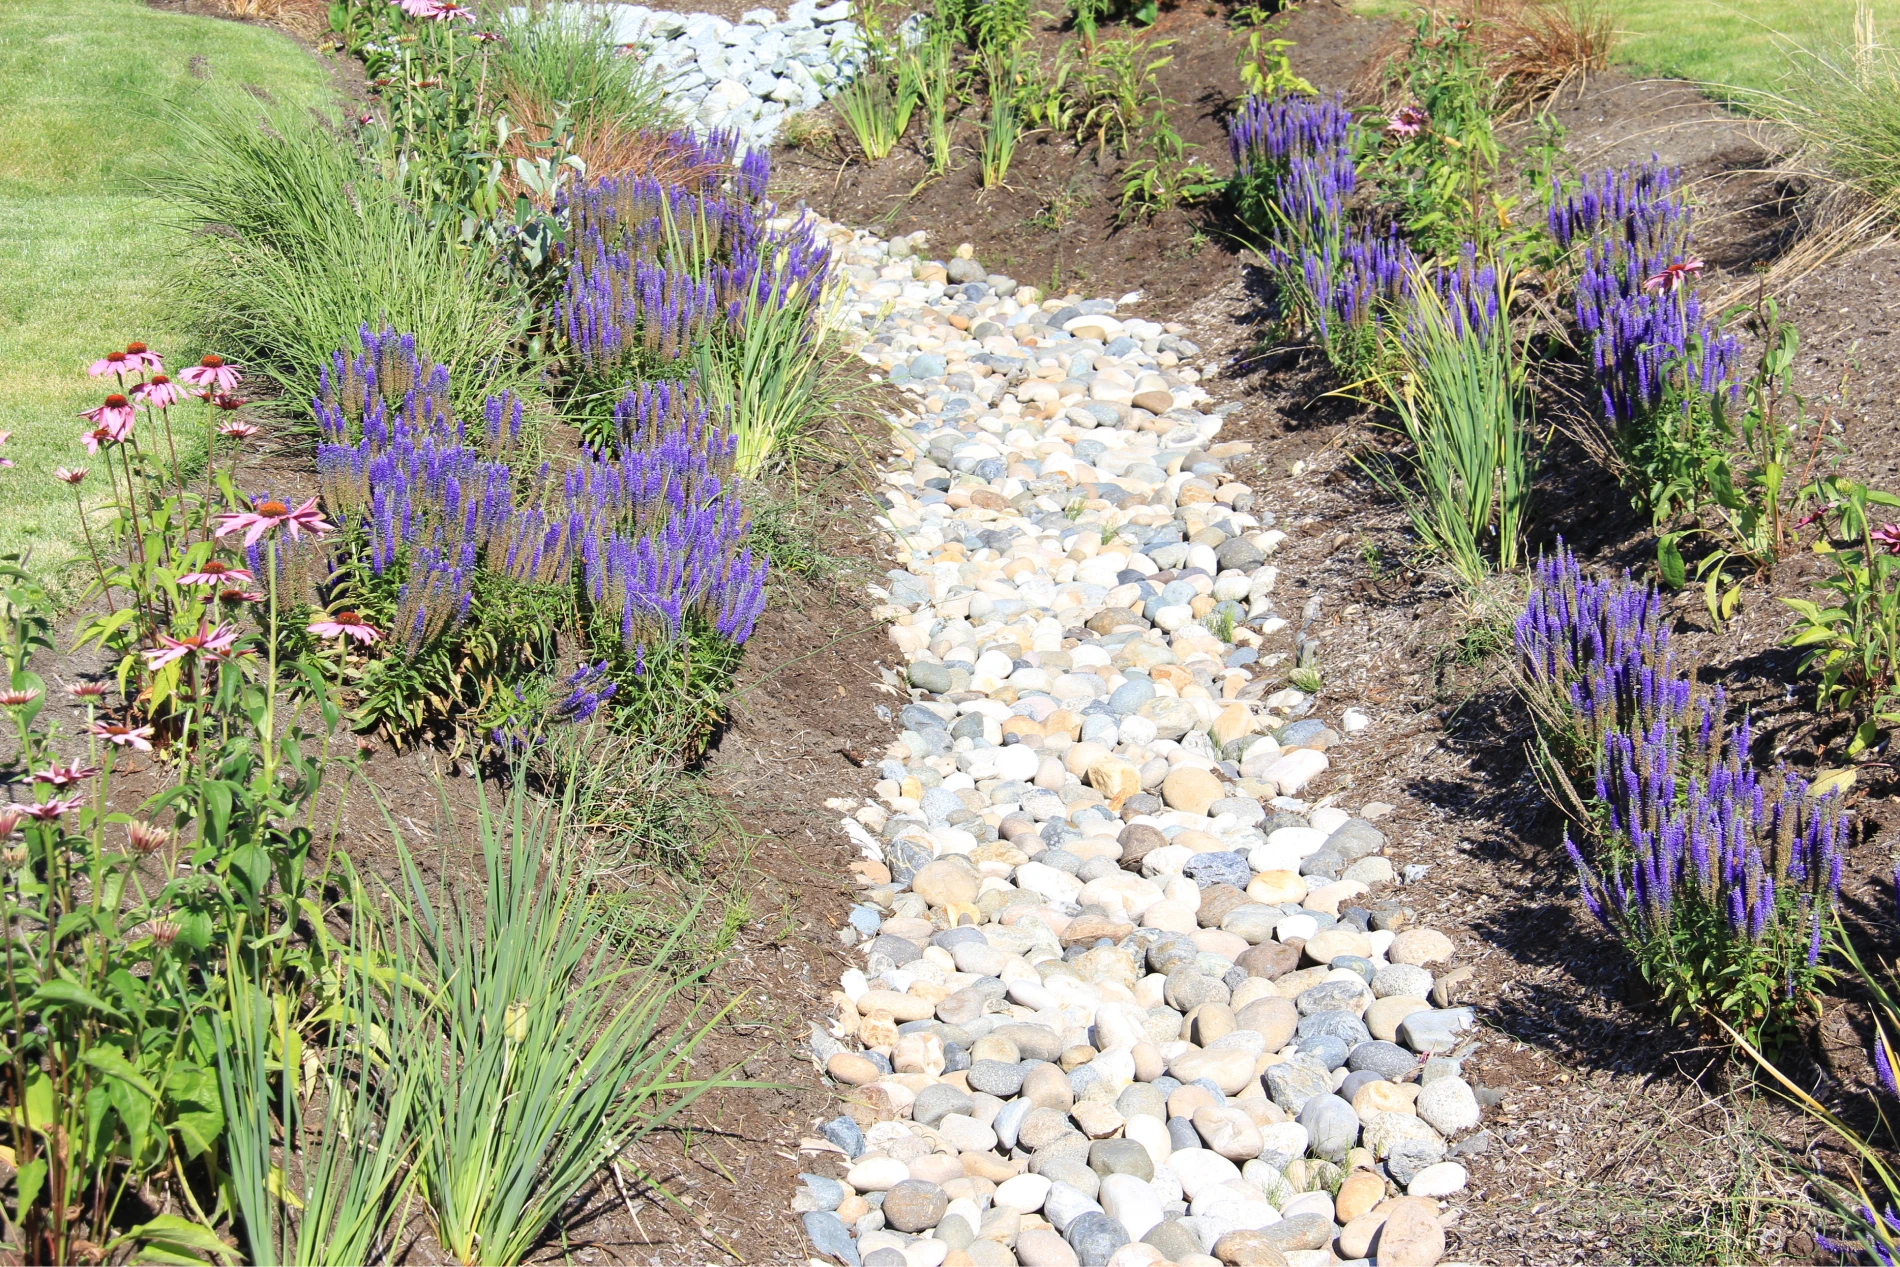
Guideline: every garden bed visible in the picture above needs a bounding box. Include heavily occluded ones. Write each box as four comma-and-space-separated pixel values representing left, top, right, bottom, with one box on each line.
12, 0, 1900, 1261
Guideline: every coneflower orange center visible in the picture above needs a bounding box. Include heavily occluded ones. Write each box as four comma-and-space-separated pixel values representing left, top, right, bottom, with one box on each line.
126, 342, 148, 355
104, 394, 129, 408
200, 354, 224, 368
255, 499, 289, 517
149, 373, 170, 385
336, 611, 360, 623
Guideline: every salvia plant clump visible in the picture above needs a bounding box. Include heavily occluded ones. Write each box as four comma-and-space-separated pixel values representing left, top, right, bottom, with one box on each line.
1548, 158, 1741, 425
1517, 543, 1848, 1046
552, 128, 831, 383
1228, 92, 1412, 369
316, 325, 767, 668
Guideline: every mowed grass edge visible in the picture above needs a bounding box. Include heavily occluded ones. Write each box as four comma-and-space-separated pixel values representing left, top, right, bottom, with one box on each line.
1347, 0, 1900, 98
0, 0, 331, 581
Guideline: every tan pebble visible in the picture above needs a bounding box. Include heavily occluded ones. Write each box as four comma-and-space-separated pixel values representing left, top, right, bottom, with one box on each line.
1338, 1210, 1387, 1260
1021, 1062, 1075, 1110
961, 1151, 1022, 1182
1363, 996, 1432, 1044
1210, 1229, 1288, 1265
893, 1032, 946, 1077
1247, 871, 1307, 904
1301, 879, 1368, 917
1168, 1083, 1219, 1119
1131, 1040, 1166, 1082
1072, 1099, 1126, 1138
1161, 766, 1224, 816
1190, 1003, 1236, 1045
1209, 702, 1256, 747
829, 1051, 882, 1086
1373, 1195, 1446, 1266
1088, 757, 1143, 809
1302, 927, 1372, 964
1060, 1044, 1098, 1071
1352, 1080, 1419, 1119
858, 1011, 900, 1050
1388, 928, 1455, 967
1335, 1169, 1387, 1223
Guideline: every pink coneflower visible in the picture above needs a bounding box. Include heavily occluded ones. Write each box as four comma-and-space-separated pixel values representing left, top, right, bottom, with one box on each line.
32, 761, 100, 788
179, 354, 241, 395
145, 916, 181, 946
0, 809, 21, 838
219, 587, 265, 604
0, 430, 11, 470
54, 467, 87, 487
126, 821, 172, 854
65, 681, 110, 699
395, 0, 436, 12
0, 687, 40, 707
473, 29, 501, 41
308, 610, 383, 644
91, 721, 155, 751
1874, 523, 1900, 554
132, 373, 182, 409
1643, 259, 1704, 294
123, 342, 163, 373
80, 394, 137, 442
142, 622, 240, 670
1387, 105, 1427, 139
218, 420, 260, 442
89, 349, 134, 378
177, 559, 254, 587
20, 797, 83, 821
210, 393, 248, 412
214, 496, 333, 546
79, 426, 119, 454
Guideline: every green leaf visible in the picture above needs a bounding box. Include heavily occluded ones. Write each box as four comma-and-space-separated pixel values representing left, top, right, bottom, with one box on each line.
31, 978, 124, 1019
120, 1214, 239, 1265
1657, 536, 1686, 589
13, 1157, 45, 1223
83, 1045, 161, 1101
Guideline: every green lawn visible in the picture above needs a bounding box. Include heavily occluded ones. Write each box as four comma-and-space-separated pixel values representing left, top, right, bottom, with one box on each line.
1350, 0, 1900, 95
0, 0, 331, 583
1609, 0, 1900, 94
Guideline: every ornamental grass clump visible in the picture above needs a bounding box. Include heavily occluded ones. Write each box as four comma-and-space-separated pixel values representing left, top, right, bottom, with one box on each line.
1364, 248, 1532, 585
1516, 543, 1849, 1049
377, 773, 754, 1267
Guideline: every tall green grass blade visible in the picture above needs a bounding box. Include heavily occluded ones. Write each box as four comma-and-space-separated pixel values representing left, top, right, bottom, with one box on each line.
215, 894, 421, 1267
696, 275, 860, 480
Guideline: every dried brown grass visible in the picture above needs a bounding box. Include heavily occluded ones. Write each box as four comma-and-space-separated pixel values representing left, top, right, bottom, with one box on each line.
494, 84, 730, 201
1472, 0, 1617, 110
210, 0, 330, 41
1354, 0, 1618, 113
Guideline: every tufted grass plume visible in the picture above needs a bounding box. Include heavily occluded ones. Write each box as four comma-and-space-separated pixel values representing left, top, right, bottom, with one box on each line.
157, 93, 535, 429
